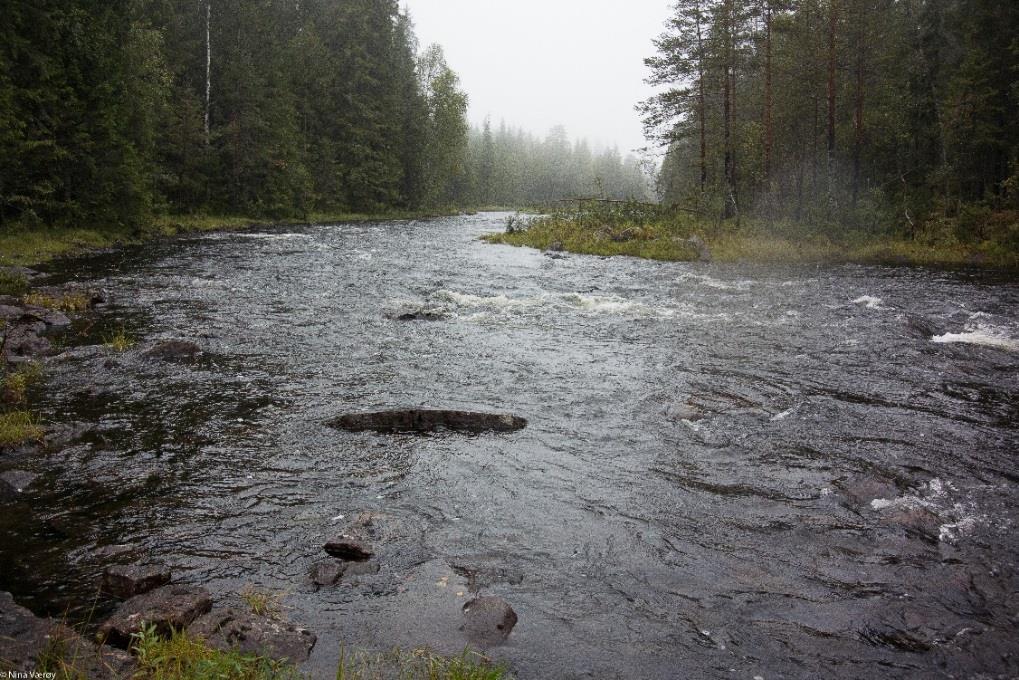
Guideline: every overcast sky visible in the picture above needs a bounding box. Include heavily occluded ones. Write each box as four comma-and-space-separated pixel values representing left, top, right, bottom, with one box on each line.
401, 0, 673, 155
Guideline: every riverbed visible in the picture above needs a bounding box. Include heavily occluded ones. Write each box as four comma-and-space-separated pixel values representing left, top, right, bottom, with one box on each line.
2, 212, 1018, 679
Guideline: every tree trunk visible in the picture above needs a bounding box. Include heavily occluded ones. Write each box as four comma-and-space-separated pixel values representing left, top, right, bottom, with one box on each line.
205, 0, 212, 143
695, 0, 708, 195
826, 0, 838, 212
851, 34, 864, 209
763, 1, 773, 186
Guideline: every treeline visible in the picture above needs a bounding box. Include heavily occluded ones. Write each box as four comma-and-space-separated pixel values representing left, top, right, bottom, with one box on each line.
465, 122, 652, 206
643, 0, 1019, 239
0, 0, 471, 230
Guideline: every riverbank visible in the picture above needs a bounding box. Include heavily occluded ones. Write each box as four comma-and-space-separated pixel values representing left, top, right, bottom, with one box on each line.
482, 212, 1019, 269
0, 210, 456, 268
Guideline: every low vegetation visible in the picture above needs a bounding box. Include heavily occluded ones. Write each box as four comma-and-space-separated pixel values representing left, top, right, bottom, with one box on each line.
22, 291, 92, 313
484, 203, 1019, 269
0, 410, 44, 447
239, 586, 285, 619
1, 362, 43, 405
103, 328, 136, 353
336, 647, 510, 680
0, 269, 30, 296
132, 625, 300, 680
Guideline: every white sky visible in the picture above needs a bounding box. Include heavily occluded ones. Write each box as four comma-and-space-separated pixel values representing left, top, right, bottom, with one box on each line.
401, 0, 674, 154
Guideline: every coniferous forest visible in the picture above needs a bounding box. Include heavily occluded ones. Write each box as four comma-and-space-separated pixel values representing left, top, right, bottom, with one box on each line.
643, 0, 1019, 245
0, 1, 653, 240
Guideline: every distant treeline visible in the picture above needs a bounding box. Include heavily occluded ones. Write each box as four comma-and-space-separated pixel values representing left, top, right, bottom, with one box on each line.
644, 0, 1019, 242
465, 122, 652, 207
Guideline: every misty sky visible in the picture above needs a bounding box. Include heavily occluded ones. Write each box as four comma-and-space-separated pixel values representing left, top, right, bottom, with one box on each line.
401, 0, 673, 155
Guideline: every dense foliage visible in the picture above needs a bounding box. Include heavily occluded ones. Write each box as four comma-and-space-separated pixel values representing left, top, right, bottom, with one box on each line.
643, 0, 1019, 247
0, 0, 472, 230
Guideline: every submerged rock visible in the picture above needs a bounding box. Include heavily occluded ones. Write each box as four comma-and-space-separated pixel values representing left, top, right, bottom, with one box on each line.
836, 474, 901, 511
328, 409, 527, 434
309, 560, 347, 587
0, 470, 39, 499
0, 591, 135, 678
461, 596, 518, 646
3, 324, 52, 363
391, 309, 447, 322
143, 340, 203, 363
102, 564, 172, 599
188, 608, 317, 663
96, 584, 212, 648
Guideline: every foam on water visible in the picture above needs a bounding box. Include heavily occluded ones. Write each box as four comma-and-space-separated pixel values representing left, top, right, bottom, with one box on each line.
433, 290, 676, 318
676, 272, 755, 291
931, 313, 1019, 351
853, 295, 889, 310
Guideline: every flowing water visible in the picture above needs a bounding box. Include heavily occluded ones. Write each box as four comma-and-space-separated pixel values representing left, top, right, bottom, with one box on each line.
2, 213, 1018, 679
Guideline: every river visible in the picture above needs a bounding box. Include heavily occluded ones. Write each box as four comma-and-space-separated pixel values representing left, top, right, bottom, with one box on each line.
2, 212, 1018, 679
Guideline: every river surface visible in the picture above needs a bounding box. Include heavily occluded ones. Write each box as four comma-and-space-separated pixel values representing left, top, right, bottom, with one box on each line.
2, 212, 1018, 679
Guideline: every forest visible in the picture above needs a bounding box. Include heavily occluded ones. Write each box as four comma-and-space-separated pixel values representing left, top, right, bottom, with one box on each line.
643, 0, 1019, 247
0, 0, 650, 245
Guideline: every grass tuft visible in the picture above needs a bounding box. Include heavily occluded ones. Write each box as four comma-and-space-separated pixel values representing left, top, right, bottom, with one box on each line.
1, 362, 43, 405
103, 328, 136, 352
0, 411, 44, 447
239, 586, 284, 619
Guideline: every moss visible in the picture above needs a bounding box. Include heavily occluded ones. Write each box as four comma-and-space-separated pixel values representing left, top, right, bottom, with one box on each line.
0, 411, 44, 447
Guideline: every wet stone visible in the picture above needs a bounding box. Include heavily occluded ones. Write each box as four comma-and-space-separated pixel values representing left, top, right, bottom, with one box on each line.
0, 470, 39, 499
188, 608, 317, 663
309, 560, 347, 587
328, 409, 527, 435
836, 474, 901, 510
0, 591, 135, 678
461, 596, 518, 647
96, 584, 212, 648
102, 564, 172, 599
324, 537, 374, 562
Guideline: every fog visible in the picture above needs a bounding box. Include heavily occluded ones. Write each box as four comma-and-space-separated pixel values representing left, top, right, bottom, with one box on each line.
402, 0, 673, 153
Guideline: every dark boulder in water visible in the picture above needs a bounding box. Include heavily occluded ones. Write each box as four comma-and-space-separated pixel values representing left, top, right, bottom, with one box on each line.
461, 596, 518, 646
143, 340, 203, 363
328, 409, 527, 434
323, 537, 374, 562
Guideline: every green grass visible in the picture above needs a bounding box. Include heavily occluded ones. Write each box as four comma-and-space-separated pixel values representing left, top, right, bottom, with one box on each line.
0, 269, 30, 296
132, 625, 301, 680
0, 410, 44, 447
1, 362, 43, 405
239, 586, 284, 619
0, 209, 455, 268
483, 210, 1019, 269
103, 328, 136, 352
22, 290, 92, 313
336, 647, 510, 680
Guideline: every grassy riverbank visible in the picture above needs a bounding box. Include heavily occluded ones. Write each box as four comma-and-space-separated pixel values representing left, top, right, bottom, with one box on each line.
0, 210, 453, 268
483, 207, 1019, 269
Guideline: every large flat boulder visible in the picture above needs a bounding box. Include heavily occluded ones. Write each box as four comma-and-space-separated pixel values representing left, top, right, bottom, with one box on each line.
328, 409, 527, 434
188, 608, 316, 663
96, 585, 212, 648
0, 591, 135, 678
